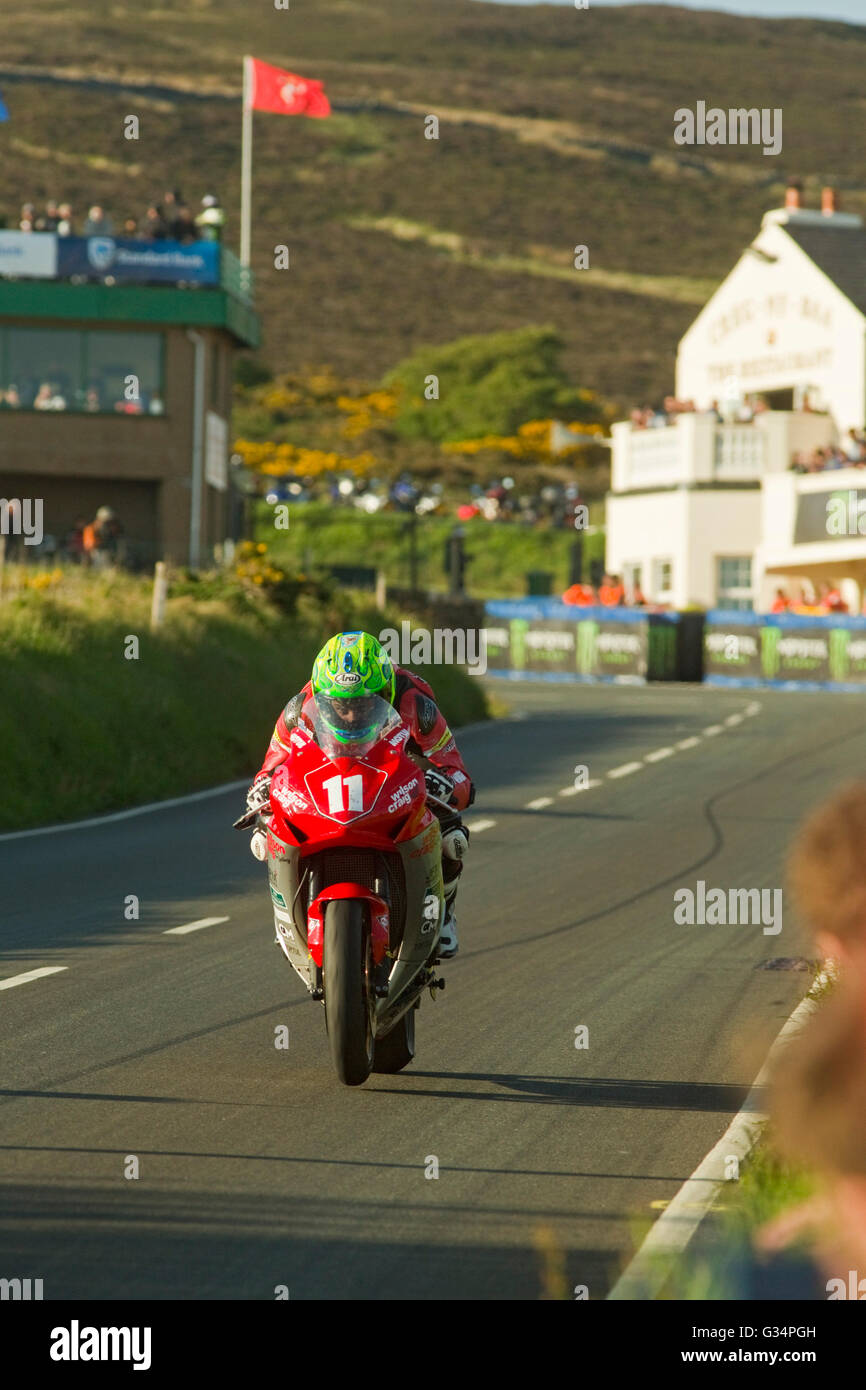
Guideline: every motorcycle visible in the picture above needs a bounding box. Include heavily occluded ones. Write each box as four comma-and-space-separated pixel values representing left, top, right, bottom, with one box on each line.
234, 692, 448, 1086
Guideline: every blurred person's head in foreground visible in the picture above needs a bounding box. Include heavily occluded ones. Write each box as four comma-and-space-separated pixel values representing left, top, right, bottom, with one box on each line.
759, 972, 866, 1285
787, 780, 866, 973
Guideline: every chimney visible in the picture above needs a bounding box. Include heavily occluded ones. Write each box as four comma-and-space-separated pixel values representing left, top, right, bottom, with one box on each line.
821, 186, 839, 216
785, 181, 802, 210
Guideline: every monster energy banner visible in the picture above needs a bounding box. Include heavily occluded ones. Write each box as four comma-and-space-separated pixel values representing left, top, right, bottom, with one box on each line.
705, 611, 866, 688
483, 602, 680, 682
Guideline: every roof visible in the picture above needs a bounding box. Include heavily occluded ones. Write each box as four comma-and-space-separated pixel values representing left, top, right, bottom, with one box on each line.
783, 222, 866, 317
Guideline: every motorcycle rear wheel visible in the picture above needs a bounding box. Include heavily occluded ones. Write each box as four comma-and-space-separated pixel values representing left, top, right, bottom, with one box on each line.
372, 1006, 416, 1074
323, 900, 374, 1086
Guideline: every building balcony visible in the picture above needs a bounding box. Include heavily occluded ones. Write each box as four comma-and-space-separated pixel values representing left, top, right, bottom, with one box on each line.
610, 410, 835, 493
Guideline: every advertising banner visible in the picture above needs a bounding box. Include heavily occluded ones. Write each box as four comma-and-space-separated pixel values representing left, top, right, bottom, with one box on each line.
483, 601, 672, 682
705, 611, 866, 689
55, 236, 220, 284
0, 230, 57, 278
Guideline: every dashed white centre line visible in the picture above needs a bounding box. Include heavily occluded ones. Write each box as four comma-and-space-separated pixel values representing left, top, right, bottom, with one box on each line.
702, 725, 723, 736
607, 761, 643, 780
0, 966, 68, 991
724, 713, 744, 726
526, 796, 553, 810
644, 747, 675, 763
744, 703, 762, 716
558, 779, 603, 796
163, 916, 230, 936
676, 737, 701, 750
465, 818, 496, 833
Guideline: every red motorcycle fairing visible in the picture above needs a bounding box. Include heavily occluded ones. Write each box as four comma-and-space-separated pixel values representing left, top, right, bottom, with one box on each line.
267, 723, 436, 851
307, 884, 390, 967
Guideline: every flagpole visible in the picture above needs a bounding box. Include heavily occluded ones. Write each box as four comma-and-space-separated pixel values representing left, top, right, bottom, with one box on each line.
240, 55, 253, 268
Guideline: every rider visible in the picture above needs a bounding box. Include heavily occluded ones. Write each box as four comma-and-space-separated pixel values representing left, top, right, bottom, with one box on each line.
246, 631, 475, 958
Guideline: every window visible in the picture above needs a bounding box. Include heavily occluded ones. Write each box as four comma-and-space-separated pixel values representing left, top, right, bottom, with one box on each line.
652, 558, 673, 598
717, 556, 753, 611
0, 327, 164, 414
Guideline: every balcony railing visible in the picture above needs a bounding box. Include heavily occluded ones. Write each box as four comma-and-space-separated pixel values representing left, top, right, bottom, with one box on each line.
219, 248, 255, 305
712, 425, 766, 479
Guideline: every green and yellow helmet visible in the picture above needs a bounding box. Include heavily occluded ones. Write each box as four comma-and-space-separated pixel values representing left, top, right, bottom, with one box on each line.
311, 631, 396, 705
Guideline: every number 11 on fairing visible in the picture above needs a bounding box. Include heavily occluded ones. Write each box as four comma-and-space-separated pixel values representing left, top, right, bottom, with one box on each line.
322, 773, 365, 814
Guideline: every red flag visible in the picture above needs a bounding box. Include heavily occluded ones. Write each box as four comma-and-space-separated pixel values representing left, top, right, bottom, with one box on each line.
246, 57, 331, 118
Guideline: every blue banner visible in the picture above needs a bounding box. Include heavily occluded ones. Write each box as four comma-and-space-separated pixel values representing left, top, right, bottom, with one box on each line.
55, 236, 220, 285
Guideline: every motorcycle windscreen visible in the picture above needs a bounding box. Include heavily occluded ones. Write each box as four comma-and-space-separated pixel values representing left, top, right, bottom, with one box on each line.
304, 691, 403, 760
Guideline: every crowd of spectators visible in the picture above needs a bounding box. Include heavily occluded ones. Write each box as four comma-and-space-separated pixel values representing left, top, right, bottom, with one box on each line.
790, 429, 866, 473
10, 189, 225, 242
0, 379, 164, 414
769, 582, 855, 615
562, 573, 649, 608
629, 393, 777, 429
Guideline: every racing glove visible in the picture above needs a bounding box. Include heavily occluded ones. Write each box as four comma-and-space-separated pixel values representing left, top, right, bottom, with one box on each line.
424, 768, 455, 805
246, 771, 272, 813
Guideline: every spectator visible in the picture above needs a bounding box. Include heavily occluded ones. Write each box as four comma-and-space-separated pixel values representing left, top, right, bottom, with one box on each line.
0, 384, 21, 409
83, 386, 101, 412
37, 200, 60, 232
770, 587, 790, 613
195, 193, 226, 242
83, 205, 114, 236
598, 572, 625, 606
172, 205, 198, 244
142, 205, 169, 240
33, 381, 66, 411
83, 506, 124, 569
57, 202, 74, 236
122, 217, 139, 238
19, 202, 36, 232
562, 583, 597, 606
148, 391, 165, 415
160, 189, 183, 233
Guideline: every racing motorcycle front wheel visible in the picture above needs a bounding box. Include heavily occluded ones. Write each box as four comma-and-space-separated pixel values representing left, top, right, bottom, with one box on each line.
323, 899, 375, 1086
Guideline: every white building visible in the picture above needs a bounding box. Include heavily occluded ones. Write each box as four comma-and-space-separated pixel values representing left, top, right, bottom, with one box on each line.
605, 188, 866, 611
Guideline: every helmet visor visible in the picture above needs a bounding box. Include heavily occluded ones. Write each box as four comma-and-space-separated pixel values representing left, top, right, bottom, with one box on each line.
306, 692, 400, 758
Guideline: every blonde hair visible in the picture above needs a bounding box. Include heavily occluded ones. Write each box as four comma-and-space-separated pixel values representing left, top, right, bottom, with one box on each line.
787, 781, 866, 947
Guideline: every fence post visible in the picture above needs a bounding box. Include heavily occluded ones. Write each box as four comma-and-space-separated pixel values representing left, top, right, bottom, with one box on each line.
375, 569, 387, 611
150, 560, 168, 630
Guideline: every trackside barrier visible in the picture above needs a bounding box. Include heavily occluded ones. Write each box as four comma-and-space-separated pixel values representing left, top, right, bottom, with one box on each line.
482, 600, 703, 684
705, 608, 866, 692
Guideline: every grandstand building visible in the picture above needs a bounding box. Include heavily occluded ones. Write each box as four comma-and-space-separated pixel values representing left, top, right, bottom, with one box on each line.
0, 231, 260, 566
606, 187, 866, 612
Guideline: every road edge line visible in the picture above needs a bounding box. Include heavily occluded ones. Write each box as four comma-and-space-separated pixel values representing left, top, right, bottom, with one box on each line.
606, 990, 819, 1301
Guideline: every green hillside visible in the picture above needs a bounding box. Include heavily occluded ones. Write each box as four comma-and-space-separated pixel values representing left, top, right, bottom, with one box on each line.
1, 1, 864, 409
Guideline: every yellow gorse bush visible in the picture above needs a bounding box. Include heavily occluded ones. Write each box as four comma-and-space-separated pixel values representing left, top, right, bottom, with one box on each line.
233, 439, 378, 478
443, 418, 606, 460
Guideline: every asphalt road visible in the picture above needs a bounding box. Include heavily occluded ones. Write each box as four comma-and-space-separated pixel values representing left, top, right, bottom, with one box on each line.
1, 679, 863, 1301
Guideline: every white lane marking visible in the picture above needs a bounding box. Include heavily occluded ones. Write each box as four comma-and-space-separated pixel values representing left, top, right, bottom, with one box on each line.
465, 818, 496, 833
644, 747, 674, 763
526, 796, 553, 810
676, 737, 701, 750
744, 702, 762, 716
702, 725, 723, 736
607, 991, 817, 1301
0, 966, 68, 991
724, 713, 744, 726
558, 779, 603, 797
0, 779, 250, 843
607, 762, 643, 779
163, 916, 230, 937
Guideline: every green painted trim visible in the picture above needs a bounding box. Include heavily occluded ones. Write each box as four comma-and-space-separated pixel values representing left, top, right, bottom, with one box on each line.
0, 281, 260, 348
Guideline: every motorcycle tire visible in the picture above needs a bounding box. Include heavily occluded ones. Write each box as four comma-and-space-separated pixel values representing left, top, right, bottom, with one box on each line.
323, 899, 374, 1086
372, 1006, 416, 1074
